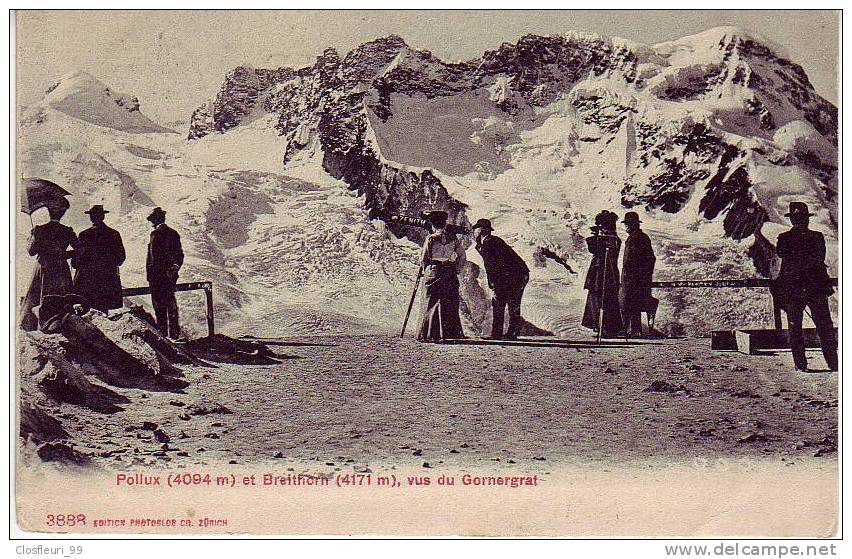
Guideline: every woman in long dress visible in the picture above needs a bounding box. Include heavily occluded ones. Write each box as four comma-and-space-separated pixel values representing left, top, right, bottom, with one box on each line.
417, 211, 466, 342
581, 210, 623, 338
20, 201, 79, 331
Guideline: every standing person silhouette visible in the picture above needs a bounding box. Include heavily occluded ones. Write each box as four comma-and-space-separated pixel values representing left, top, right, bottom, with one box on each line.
471, 218, 529, 340
146, 207, 184, 340
72, 205, 126, 314
775, 202, 837, 372
20, 200, 78, 331
417, 210, 466, 342
581, 210, 623, 339
619, 211, 656, 337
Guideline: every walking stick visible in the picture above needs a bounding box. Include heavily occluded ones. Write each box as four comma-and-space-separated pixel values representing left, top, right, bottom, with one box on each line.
400, 265, 424, 338
597, 246, 609, 344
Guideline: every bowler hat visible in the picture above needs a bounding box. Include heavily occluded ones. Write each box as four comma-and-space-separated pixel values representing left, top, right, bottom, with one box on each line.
471, 218, 493, 231
84, 204, 109, 216
147, 207, 167, 222
784, 202, 815, 217
622, 211, 641, 224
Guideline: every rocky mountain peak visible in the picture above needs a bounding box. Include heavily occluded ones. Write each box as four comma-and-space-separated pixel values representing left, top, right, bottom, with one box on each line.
371, 34, 409, 49
339, 35, 413, 88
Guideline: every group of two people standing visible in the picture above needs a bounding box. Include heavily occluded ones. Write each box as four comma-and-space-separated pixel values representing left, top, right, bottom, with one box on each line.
21, 202, 185, 340
416, 211, 529, 342
581, 209, 657, 338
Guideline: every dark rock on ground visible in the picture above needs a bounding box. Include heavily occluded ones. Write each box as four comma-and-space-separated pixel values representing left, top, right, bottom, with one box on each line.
643, 380, 690, 395
19, 400, 68, 443
152, 429, 170, 443
187, 402, 234, 416
184, 334, 284, 365
738, 433, 769, 444
37, 442, 92, 466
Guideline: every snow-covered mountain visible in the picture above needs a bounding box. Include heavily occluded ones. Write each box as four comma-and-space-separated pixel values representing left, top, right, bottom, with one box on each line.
17, 72, 422, 337
18, 28, 838, 337
24, 71, 174, 134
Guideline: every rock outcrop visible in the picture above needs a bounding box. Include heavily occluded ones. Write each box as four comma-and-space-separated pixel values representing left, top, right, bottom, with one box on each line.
17, 306, 286, 467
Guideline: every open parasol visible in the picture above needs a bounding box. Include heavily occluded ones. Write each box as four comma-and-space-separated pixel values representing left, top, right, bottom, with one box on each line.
20, 177, 72, 214
20, 178, 71, 226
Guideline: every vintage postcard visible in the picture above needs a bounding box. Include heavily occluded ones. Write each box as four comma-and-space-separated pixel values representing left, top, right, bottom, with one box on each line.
12, 9, 840, 537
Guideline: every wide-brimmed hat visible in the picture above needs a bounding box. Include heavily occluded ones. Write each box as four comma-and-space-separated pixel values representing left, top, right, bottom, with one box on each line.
784, 202, 815, 217
622, 211, 642, 224
84, 204, 109, 216
471, 218, 493, 232
147, 207, 167, 222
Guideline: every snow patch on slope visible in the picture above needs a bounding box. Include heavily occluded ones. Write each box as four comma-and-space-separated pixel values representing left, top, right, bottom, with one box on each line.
27, 71, 173, 134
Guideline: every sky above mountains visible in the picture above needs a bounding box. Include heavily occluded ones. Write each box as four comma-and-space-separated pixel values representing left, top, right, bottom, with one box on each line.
16, 10, 839, 126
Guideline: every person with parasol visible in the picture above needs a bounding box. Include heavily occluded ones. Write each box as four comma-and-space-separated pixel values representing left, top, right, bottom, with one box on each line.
19, 178, 79, 331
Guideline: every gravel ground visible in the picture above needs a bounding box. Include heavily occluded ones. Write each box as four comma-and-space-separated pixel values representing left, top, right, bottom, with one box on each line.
36, 335, 837, 473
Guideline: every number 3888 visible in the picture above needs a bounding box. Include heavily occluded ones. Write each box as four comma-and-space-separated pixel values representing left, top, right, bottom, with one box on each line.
46, 514, 86, 526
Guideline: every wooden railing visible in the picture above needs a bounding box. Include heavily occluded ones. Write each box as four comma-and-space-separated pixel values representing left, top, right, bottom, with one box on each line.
122, 281, 214, 337
651, 278, 838, 330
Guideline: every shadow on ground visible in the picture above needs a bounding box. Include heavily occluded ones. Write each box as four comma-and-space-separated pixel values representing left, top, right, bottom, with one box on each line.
186, 334, 299, 364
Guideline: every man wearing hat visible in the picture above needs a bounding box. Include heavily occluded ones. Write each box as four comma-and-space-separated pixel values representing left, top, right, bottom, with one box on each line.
775, 202, 837, 372
619, 211, 656, 336
146, 207, 184, 339
72, 205, 126, 314
471, 218, 530, 340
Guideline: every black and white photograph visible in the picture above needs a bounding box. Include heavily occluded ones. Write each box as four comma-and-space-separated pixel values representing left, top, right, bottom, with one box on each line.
11, 8, 841, 539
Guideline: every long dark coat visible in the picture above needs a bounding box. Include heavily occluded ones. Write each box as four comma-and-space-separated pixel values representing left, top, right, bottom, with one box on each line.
72, 223, 126, 311
21, 221, 78, 331
774, 227, 834, 307
476, 234, 530, 290
146, 223, 184, 286
619, 229, 656, 314
581, 232, 622, 336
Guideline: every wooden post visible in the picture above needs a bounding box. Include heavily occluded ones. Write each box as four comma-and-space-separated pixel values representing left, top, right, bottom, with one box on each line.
123, 281, 215, 339
400, 266, 424, 338
772, 295, 783, 331
204, 284, 215, 338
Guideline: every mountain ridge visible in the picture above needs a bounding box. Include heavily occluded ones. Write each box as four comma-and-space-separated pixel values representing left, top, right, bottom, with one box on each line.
187, 29, 836, 244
